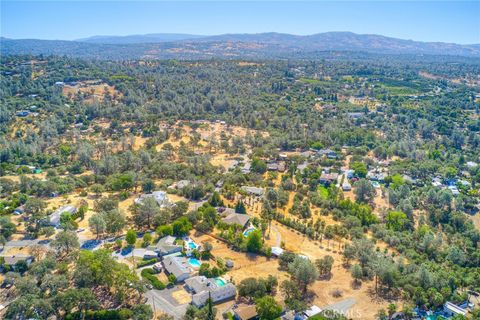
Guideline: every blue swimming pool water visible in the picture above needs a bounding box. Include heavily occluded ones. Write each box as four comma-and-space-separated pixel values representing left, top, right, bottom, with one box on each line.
188, 258, 201, 268
188, 242, 197, 249
215, 278, 226, 286
243, 228, 255, 237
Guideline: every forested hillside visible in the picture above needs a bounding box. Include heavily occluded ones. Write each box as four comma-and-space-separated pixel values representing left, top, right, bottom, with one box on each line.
1, 55, 480, 319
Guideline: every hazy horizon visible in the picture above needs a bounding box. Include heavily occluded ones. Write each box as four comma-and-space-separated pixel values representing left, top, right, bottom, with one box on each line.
2, 1, 479, 44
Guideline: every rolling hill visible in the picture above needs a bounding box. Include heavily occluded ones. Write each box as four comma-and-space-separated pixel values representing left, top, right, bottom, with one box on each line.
2, 32, 479, 59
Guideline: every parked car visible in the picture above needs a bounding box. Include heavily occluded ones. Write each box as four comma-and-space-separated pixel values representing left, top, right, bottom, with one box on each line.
152, 263, 163, 273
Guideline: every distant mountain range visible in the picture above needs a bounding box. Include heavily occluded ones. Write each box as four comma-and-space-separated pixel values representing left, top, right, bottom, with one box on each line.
76, 33, 205, 44
2, 32, 479, 59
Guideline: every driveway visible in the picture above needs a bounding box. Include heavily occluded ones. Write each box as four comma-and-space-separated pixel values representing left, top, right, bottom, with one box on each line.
3, 239, 49, 248
272, 224, 281, 247
322, 297, 356, 315
144, 287, 189, 319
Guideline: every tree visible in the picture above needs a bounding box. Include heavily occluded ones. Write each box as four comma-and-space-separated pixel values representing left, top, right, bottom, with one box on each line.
51, 230, 80, 256
354, 179, 375, 203
208, 191, 224, 207
172, 217, 192, 236
255, 296, 282, 320
316, 255, 334, 277
142, 179, 155, 194
385, 211, 408, 231
251, 158, 267, 174
0, 216, 16, 239
351, 162, 367, 178
88, 213, 106, 239
343, 244, 356, 266
288, 257, 318, 293
246, 229, 263, 253
135, 196, 160, 228
132, 304, 154, 320
280, 279, 307, 312
126, 229, 137, 247
235, 200, 247, 214
350, 264, 363, 286
102, 209, 126, 235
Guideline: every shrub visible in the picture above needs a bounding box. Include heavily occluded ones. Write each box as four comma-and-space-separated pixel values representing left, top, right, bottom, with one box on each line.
137, 258, 157, 268
141, 268, 166, 290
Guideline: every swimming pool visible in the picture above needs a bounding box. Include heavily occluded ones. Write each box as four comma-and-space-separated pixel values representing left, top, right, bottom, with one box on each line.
188, 242, 197, 249
215, 277, 227, 286
188, 258, 201, 268
243, 227, 255, 237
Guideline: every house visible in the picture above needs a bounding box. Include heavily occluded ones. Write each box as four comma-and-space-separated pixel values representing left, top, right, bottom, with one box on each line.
217, 207, 236, 217
303, 305, 322, 318
241, 162, 251, 174
241, 186, 264, 197
297, 162, 309, 173
131, 248, 158, 260
432, 177, 443, 187
271, 247, 284, 257
448, 185, 460, 196
13, 206, 24, 215
135, 191, 169, 208
49, 205, 77, 228
163, 256, 192, 282
277, 162, 286, 172
234, 304, 258, 320
16, 110, 30, 117
318, 149, 337, 159
185, 276, 216, 293
443, 301, 467, 317
0, 254, 34, 269
319, 173, 339, 186
347, 112, 363, 119
191, 281, 237, 307
267, 163, 279, 171
176, 180, 190, 189
466, 161, 478, 168
148, 235, 182, 256
221, 213, 251, 229
367, 170, 387, 182
267, 162, 286, 172
342, 181, 352, 191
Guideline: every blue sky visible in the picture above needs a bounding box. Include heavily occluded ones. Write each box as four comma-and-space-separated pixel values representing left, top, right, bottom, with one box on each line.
1, 1, 479, 44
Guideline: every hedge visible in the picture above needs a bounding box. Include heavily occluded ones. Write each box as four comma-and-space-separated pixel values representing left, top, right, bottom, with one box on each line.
141, 268, 166, 290
137, 258, 157, 268
65, 309, 133, 320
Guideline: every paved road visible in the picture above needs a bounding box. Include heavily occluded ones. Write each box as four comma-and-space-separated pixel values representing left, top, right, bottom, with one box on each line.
3, 239, 49, 248
322, 297, 356, 315
144, 288, 188, 319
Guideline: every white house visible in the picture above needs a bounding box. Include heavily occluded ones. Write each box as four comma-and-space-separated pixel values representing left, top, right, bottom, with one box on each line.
49, 205, 77, 228
135, 191, 170, 208
443, 301, 467, 317
163, 256, 192, 282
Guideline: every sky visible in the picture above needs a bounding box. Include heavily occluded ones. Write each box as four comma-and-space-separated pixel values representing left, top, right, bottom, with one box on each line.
1, 1, 479, 44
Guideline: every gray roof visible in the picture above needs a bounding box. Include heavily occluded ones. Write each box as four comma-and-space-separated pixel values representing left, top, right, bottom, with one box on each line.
163, 256, 191, 279
185, 276, 216, 293
135, 191, 169, 207
149, 236, 182, 255
50, 205, 77, 226
221, 213, 251, 227
191, 283, 236, 307
241, 186, 264, 196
